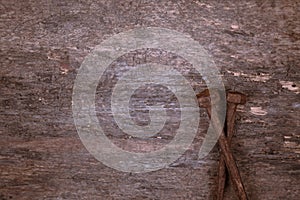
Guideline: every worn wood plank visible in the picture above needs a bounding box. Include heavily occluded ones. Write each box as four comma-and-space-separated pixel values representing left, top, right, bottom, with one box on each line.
1, 0, 299, 199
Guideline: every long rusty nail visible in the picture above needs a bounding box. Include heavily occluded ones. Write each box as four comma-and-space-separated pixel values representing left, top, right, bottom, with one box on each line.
197, 89, 248, 200
217, 91, 247, 200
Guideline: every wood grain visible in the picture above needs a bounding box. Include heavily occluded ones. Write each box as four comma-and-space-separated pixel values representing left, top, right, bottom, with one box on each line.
1, 0, 299, 199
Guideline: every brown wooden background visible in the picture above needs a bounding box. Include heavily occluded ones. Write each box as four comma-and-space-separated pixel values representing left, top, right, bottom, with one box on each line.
0, 0, 299, 199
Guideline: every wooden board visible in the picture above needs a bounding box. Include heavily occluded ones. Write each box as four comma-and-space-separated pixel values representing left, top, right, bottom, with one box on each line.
0, 0, 299, 199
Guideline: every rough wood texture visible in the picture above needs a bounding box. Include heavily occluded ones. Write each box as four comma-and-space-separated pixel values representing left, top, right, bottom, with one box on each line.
1, 0, 299, 200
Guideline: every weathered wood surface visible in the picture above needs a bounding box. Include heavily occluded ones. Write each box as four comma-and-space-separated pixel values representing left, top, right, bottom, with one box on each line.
1, 0, 299, 199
